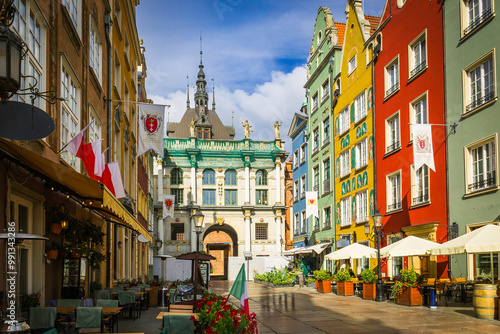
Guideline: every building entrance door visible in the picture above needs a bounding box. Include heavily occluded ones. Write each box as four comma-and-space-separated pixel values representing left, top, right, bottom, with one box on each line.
207, 244, 230, 280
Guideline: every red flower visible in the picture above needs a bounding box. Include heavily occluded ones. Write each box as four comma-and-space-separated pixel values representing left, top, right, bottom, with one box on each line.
190, 315, 196, 323
207, 300, 213, 306
206, 328, 213, 334
230, 309, 238, 317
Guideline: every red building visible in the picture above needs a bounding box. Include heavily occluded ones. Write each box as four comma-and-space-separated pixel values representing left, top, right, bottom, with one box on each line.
373, 0, 448, 279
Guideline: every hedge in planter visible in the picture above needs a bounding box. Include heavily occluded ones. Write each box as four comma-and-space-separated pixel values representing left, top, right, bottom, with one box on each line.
334, 267, 353, 296
391, 268, 423, 306
313, 270, 332, 293
360, 268, 377, 300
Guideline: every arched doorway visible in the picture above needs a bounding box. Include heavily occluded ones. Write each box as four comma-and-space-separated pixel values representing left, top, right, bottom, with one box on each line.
203, 224, 238, 280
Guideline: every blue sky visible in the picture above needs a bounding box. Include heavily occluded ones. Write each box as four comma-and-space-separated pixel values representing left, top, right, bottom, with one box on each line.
136, 0, 384, 150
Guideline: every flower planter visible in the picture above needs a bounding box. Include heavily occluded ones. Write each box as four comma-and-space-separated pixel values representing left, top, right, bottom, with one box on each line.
47, 249, 59, 260
149, 286, 159, 306
363, 283, 376, 300
315, 279, 320, 290
317, 280, 332, 293
337, 281, 354, 296
273, 283, 293, 288
50, 223, 62, 235
397, 286, 422, 306
70, 249, 81, 258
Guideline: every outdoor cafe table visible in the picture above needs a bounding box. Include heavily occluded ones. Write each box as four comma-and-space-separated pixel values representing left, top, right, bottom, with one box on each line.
445, 281, 476, 303
56, 306, 122, 333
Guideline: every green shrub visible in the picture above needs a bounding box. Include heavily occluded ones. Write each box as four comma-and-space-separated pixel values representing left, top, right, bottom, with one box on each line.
313, 270, 331, 281
334, 267, 352, 282
360, 268, 377, 284
305, 278, 316, 283
390, 268, 424, 299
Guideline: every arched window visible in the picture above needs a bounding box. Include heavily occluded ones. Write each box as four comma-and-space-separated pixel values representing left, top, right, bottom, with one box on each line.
225, 170, 237, 186
203, 169, 215, 185
256, 170, 268, 186
170, 168, 183, 185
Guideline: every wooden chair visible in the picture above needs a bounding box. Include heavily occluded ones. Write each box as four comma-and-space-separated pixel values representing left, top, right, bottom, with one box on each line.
118, 291, 139, 319
29, 307, 58, 334
169, 304, 194, 313
75, 307, 111, 333
435, 283, 448, 306
161, 314, 195, 334
426, 278, 436, 285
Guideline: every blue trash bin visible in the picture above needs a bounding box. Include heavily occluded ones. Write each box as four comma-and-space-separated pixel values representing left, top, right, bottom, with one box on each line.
429, 287, 437, 308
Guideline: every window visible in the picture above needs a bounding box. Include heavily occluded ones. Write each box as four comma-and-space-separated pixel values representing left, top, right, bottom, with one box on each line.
340, 197, 351, 227
171, 223, 184, 241
411, 165, 429, 205
203, 169, 215, 185
387, 172, 402, 211
323, 158, 331, 194
255, 224, 268, 240
170, 168, 183, 185
323, 117, 330, 145
312, 128, 319, 154
314, 216, 320, 231
385, 57, 399, 97
203, 189, 216, 205
356, 190, 369, 223
313, 166, 319, 192
463, 0, 493, 35
300, 175, 306, 198
301, 210, 306, 233
60, 63, 80, 168
294, 180, 299, 202
410, 94, 428, 138
225, 190, 237, 205
323, 207, 331, 228
355, 139, 367, 169
322, 79, 330, 100
225, 169, 237, 185
354, 90, 367, 123
409, 32, 426, 78
61, 65, 78, 116
256, 190, 268, 205
256, 170, 268, 186
312, 92, 319, 111
294, 213, 300, 235
89, 16, 102, 82
89, 106, 102, 142
386, 112, 400, 153
293, 150, 299, 169
62, 0, 81, 35
340, 149, 350, 178
171, 188, 184, 205
339, 106, 350, 135
300, 144, 307, 164
464, 52, 495, 113
348, 55, 357, 75
466, 135, 497, 193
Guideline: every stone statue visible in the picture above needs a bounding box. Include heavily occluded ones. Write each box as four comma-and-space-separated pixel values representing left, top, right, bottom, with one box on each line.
241, 119, 252, 138
274, 121, 282, 140
189, 118, 196, 137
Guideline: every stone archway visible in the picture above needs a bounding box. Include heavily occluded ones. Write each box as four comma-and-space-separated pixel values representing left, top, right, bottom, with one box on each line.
203, 224, 238, 280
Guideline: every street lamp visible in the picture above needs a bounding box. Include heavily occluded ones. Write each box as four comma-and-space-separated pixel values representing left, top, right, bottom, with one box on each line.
0, 5, 23, 102
371, 209, 385, 302
192, 210, 204, 252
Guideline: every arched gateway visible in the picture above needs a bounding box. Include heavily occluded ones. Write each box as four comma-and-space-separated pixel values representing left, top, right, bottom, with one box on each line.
203, 224, 238, 280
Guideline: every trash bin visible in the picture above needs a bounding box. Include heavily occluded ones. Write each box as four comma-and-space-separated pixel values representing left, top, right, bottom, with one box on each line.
429, 287, 437, 309
158, 287, 168, 307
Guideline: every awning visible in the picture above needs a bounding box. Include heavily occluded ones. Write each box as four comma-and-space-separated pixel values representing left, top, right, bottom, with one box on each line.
0, 138, 152, 242
286, 243, 331, 255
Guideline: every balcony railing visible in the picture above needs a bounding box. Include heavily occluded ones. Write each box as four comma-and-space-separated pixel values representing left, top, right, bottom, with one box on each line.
165, 138, 280, 152
410, 60, 427, 77
412, 194, 429, 205
323, 136, 330, 146
388, 201, 402, 211
300, 192, 306, 199
386, 81, 399, 96
468, 176, 496, 192
464, 7, 492, 35
386, 141, 400, 153
466, 91, 495, 112
301, 227, 306, 234
312, 146, 319, 156
323, 178, 331, 193
324, 220, 331, 228
294, 229, 299, 236
313, 184, 319, 192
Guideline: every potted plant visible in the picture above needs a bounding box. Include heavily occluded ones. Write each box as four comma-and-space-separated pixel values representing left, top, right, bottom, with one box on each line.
46, 241, 60, 260
313, 270, 332, 293
334, 267, 354, 296
305, 278, 316, 287
361, 268, 377, 300
391, 268, 423, 306
20, 292, 40, 314
148, 278, 160, 306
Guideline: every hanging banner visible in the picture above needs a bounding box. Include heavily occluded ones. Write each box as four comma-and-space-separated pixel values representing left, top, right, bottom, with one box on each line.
413, 124, 435, 171
138, 103, 165, 156
306, 191, 318, 218
163, 195, 175, 219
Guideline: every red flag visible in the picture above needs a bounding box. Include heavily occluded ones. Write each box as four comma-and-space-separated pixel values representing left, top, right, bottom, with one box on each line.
82, 140, 102, 180
101, 161, 126, 198
62, 121, 93, 158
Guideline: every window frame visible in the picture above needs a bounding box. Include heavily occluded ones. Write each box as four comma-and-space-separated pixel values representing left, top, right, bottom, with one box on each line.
461, 0, 495, 38
462, 50, 496, 115
385, 111, 401, 154
203, 169, 216, 185
202, 189, 216, 205
339, 149, 351, 178
62, 0, 82, 38
340, 196, 351, 227
170, 168, 184, 185
255, 223, 268, 240
294, 180, 299, 202
293, 150, 299, 169
464, 133, 498, 195
322, 116, 330, 146
348, 54, 357, 75
323, 206, 332, 229
339, 106, 350, 136
408, 30, 427, 80
89, 13, 103, 83
224, 169, 237, 186
312, 127, 320, 155
294, 213, 300, 235
356, 190, 369, 224
410, 164, 430, 207
301, 210, 306, 233
300, 175, 306, 199
354, 90, 367, 124
313, 165, 320, 193
256, 189, 268, 205
256, 169, 268, 186
386, 170, 402, 212
224, 189, 237, 206
355, 138, 368, 170
322, 157, 331, 194
170, 188, 184, 205
312, 91, 319, 112
300, 143, 307, 165
384, 55, 400, 99
321, 78, 330, 102
409, 92, 429, 141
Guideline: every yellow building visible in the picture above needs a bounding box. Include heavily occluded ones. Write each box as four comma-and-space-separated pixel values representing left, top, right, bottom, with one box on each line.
333, 0, 379, 275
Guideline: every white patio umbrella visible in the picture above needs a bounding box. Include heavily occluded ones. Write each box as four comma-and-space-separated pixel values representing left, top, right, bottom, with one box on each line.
325, 243, 377, 260
380, 235, 440, 258
430, 224, 500, 283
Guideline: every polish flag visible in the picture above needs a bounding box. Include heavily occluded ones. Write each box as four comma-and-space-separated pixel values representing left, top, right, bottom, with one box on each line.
63, 121, 93, 158
82, 140, 103, 180
95, 148, 108, 178
101, 161, 126, 198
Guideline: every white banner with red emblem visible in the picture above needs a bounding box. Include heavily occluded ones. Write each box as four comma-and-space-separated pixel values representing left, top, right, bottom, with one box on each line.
306, 191, 319, 218
413, 124, 435, 171
163, 195, 175, 219
138, 103, 165, 156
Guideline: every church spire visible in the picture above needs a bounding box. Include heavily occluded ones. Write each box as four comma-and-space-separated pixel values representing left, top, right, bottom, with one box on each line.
195, 35, 208, 108
186, 75, 190, 109
212, 78, 215, 111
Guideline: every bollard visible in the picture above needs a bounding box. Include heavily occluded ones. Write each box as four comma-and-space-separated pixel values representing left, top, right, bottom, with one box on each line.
429, 287, 437, 309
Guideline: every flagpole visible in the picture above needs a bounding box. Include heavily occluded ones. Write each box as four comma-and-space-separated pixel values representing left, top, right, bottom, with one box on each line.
105, 99, 171, 107
57, 120, 94, 154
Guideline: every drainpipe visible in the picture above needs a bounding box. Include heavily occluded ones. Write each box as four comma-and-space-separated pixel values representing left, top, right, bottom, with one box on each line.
105, 13, 113, 287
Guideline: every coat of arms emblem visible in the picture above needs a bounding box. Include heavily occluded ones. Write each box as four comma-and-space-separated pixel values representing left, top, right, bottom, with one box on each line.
145, 114, 160, 134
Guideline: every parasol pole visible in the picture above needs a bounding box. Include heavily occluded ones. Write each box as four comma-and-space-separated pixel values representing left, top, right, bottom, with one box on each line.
490, 253, 494, 284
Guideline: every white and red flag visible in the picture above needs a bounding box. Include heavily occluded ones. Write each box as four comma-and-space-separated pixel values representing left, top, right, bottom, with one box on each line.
138, 103, 165, 156
63, 121, 93, 158
413, 124, 435, 171
82, 140, 103, 180
229, 264, 249, 316
162, 195, 175, 219
101, 161, 126, 198
306, 191, 319, 218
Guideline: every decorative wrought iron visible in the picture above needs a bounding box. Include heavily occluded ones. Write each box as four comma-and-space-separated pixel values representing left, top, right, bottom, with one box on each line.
410, 60, 427, 78
466, 91, 495, 112
468, 176, 496, 192
388, 202, 402, 211
15, 75, 64, 105
0, 0, 16, 27
385, 82, 399, 97
464, 6, 492, 35
386, 141, 400, 153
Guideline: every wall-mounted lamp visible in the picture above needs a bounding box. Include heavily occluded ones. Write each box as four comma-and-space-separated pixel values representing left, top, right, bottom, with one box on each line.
61, 220, 68, 229
117, 241, 122, 249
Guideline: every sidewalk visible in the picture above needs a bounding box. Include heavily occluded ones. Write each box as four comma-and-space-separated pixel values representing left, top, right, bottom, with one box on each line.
119, 281, 500, 334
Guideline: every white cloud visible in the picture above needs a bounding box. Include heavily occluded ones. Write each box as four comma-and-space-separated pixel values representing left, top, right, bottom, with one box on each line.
150, 66, 307, 154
